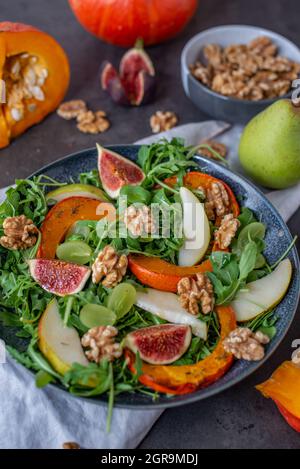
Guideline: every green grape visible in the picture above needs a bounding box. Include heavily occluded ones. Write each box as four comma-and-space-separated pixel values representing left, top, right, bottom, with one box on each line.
79, 304, 116, 328
107, 283, 137, 320
66, 221, 90, 240
56, 240, 92, 264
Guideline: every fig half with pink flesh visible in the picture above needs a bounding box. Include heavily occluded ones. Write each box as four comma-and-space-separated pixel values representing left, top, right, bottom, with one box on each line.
131, 70, 156, 106
97, 144, 145, 198
125, 324, 192, 365
29, 259, 91, 296
119, 39, 155, 103
100, 61, 118, 90
100, 40, 156, 106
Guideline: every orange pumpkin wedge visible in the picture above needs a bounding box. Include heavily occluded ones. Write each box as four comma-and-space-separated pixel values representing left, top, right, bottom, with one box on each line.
128, 256, 213, 293
256, 361, 300, 432
0, 22, 70, 148
126, 305, 237, 394
128, 171, 240, 291
37, 197, 107, 259
164, 171, 240, 222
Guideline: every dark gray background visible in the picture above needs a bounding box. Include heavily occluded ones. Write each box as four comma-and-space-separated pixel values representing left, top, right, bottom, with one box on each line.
1, 0, 300, 449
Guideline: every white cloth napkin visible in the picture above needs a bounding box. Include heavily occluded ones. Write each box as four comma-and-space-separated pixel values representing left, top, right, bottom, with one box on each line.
0, 121, 299, 449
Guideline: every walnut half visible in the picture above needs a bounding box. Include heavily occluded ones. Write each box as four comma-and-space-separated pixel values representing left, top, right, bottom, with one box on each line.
205, 181, 230, 221
177, 273, 214, 316
0, 215, 39, 250
223, 327, 270, 361
150, 111, 178, 133
214, 213, 240, 249
124, 204, 156, 237
92, 245, 128, 288
81, 325, 123, 363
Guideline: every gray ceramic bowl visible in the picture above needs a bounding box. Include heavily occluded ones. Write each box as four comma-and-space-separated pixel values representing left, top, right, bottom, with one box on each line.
181, 25, 300, 124
1, 145, 299, 409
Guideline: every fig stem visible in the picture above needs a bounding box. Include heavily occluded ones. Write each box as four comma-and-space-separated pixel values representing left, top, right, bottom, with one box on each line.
134, 37, 144, 49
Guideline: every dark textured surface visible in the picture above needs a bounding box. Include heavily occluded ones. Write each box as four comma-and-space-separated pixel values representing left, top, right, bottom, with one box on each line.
1, 0, 300, 449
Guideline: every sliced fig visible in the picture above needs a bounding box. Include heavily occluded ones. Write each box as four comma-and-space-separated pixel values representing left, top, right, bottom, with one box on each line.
120, 39, 155, 81
125, 324, 192, 365
120, 41, 155, 105
29, 259, 91, 296
101, 41, 156, 106
100, 61, 118, 91
97, 143, 145, 199
107, 76, 130, 106
132, 70, 156, 106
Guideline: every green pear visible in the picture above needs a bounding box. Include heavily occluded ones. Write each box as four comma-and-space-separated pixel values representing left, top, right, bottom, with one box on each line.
239, 99, 300, 189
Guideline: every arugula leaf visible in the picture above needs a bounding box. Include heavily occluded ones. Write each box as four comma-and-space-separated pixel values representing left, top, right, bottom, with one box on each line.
119, 185, 151, 205
138, 138, 199, 189
78, 169, 102, 188
244, 309, 278, 339
35, 370, 55, 388
7, 345, 40, 371
239, 241, 258, 280
237, 207, 257, 231
63, 361, 112, 397
208, 241, 258, 305
134, 352, 143, 379
0, 178, 47, 227
28, 344, 61, 379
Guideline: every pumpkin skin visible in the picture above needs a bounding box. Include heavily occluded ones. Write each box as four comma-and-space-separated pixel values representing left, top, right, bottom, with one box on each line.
0, 22, 70, 148
68, 0, 198, 47
126, 305, 236, 394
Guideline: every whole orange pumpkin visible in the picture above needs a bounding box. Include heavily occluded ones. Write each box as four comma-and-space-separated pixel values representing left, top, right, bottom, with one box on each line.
68, 0, 198, 47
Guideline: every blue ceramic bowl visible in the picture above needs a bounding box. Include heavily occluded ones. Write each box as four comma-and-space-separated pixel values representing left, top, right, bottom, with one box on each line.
2, 145, 299, 409
181, 25, 300, 124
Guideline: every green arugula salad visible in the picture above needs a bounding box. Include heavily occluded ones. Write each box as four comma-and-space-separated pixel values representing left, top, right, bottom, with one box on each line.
0, 139, 295, 428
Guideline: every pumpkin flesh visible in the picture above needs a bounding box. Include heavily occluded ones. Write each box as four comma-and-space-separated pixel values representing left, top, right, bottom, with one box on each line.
0, 22, 70, 148
126, 305, 237, 394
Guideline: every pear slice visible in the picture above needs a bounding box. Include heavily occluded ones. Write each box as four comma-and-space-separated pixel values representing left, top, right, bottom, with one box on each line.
178, 187, 211, 267
135, 287, 207, 340
38, 298, 88, 375
231, 259, 292, 322
45, 183, 108, 205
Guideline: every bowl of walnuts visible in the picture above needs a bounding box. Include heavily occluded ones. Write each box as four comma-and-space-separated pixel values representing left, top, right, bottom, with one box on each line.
181, 25, 300, 123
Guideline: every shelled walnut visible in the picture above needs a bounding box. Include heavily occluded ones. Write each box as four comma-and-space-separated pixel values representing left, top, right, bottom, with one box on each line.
124, 205, 156, 237
150, 111, 178, 133
177, 273, 214, 315
57, 99, 110, 134
223, 327, 270, 361
81, 325, 123, 363
214, 213, 240, 249
0, 215, 39, 250
190, 36, 300, 101
205, 181, 230, 221
92, 245, 127, 288
198, 140, 227, 160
